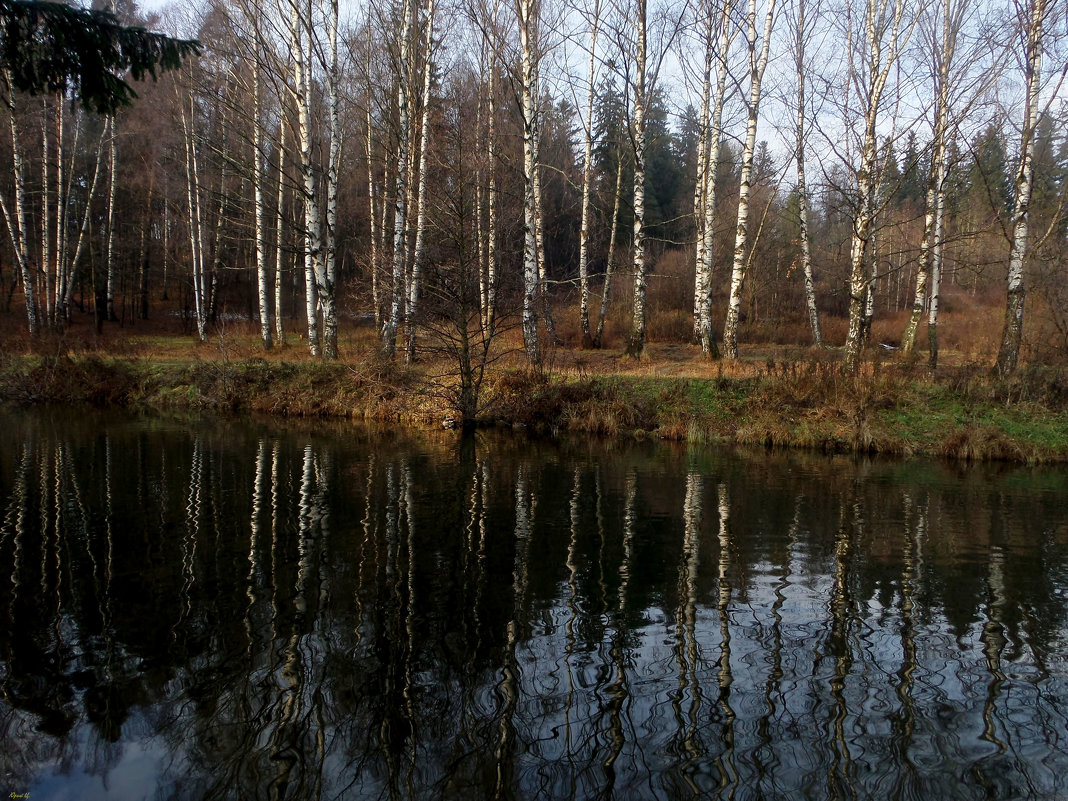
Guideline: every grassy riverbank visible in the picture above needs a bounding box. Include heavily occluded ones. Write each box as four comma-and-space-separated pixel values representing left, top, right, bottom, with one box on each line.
2, 330, 1066, 463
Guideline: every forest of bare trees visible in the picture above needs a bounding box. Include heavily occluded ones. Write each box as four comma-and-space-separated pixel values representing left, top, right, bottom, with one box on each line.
2, 0, 1066, 374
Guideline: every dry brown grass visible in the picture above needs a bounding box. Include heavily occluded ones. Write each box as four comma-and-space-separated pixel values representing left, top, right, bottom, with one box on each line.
937, 426, 1025, 462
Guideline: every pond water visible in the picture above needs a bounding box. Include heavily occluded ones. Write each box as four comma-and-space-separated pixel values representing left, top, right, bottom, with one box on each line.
0, 410, 1066, 800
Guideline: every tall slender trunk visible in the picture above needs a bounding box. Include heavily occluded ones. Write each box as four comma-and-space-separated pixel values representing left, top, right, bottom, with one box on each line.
274, 122, 287, 345
485, 56, 499, 335
105, 117, 118, 322
0, 71, 37, 333
322, 0, 341, 359
722, 0, 777, 360
292, 0, 322, 357
406, 0, 437, 364
843, 0, 910, 373
383, 0, 416, 359
594, 145, 624, 347
927, 166, 946, 368
578, 0, 601, 347
476, 85, 487, 324
180, 86, 208, 342
692, 10, 714, 344
532, 59, 559, 347
518, 0, 541, 363
251, 24, 272, 351
162, 198, 170, 301
54, 100, 69, 322
63, 124, 108, 317
40, 98, 52, 324
794, 0, 821, 347
207, 95, 230, 325
903, 0, 955, 356
139, 185, 151, 320
995, 0, 1045, 377
625, 0, 648, 359
366, 53, 381, 331
903, 137, 946, 354
695, 1, 733, 358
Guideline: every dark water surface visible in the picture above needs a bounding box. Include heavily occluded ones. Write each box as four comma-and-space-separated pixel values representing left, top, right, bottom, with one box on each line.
1, 410, 1067, 800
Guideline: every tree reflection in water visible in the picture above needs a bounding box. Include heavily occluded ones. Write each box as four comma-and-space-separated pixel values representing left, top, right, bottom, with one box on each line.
0, 411, 1067, 800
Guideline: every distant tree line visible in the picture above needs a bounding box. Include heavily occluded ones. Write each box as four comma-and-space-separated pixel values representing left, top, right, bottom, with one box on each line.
1, 0, 1065, 374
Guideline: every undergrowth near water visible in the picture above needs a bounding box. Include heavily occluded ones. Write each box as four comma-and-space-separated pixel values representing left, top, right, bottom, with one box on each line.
1, 348, 1065, 463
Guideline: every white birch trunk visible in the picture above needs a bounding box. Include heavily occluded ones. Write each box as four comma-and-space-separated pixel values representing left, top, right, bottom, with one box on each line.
207, 100, 231, 325
486, 61, 499, 334
843, 0, 911, 373
57, 111, 95, 322
476, 84, 486, 322
366, 75, 381, 331
518, 0, 541, 363
902, 135, 943, 353
406, 0, 437, 364
794, 0, 822, 347
274, 122, 287, 345
54, 101, 69, 322
383, 0, 416, 359
39, 99, 52, 325
722, 0, 778, 360
62, 125, 107, 317
291, 0, 321, 357
532, 54, 558, 346
578, 0, 601, 347
695, 2, 733, 357
0, 72, 37, 333
626, 0, 648, 358
692, 5, 714, 345
105, 117, 118, 323
995, 0, 1044, 377
251, 23, 273, 351
180, 87, 208, 342
594, 146, 624, 347
903, 0, 956, 355
927, 161, 946, 368
321, 0, 341, 360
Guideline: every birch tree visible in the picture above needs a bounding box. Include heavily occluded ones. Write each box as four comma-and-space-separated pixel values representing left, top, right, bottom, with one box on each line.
0, 71, 37, 333
516, 0, 542, 363
900, 0, 991, 364
791, 0, 823, 347
624, 0, 649, 358
405, 0, 437, 364
319, 0, 341, 359
593, 136, 625, 347
722, 0, 778, 360
577, 0, 602, 347
841, 0, 914, 373
178, 79, 209, 342
465, 0, 503, 334
691, 0, 734, 357
236, 0, 274, 350
382, 0, 416, 359
483, 28, 500, 335
899, 0, 953, 357
280, 0, 334, 358
623, 0, 680, 357
104, 116, 118, 323
274, 120, 288, 345
363, 19, 383, 333
994, 0, 1067, 376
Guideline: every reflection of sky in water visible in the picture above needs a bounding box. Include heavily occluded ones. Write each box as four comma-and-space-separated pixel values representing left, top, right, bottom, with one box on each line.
28, 714, 179, 801
0, 410, 1066, 800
